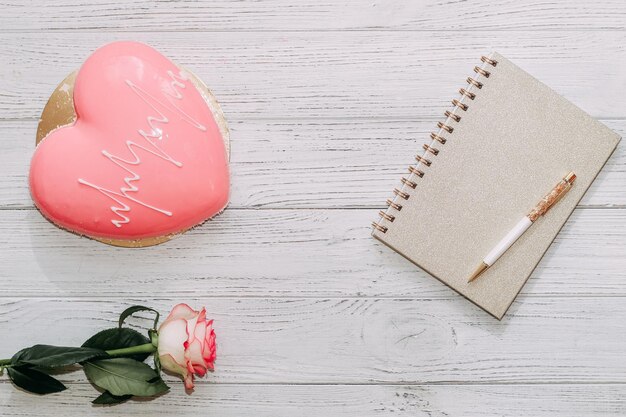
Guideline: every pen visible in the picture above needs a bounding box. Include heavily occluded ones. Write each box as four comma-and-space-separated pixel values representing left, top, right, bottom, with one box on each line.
468, 171, 577, 283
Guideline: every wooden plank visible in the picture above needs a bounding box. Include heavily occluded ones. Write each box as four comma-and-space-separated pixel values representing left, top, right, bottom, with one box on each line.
1, 297, 626, 383
0, 208, 623, 298
1, 0, 625, 32
1, 119, 623, 209
0, 31, 624, 120
0, 2, 623, 415
1, 382, 625, 416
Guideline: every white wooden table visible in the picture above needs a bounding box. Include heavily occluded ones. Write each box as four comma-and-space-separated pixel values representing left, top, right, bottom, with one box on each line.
0, 1, 625, 415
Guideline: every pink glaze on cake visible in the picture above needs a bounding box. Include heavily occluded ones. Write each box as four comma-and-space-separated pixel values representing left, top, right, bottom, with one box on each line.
29, 41, 230, 240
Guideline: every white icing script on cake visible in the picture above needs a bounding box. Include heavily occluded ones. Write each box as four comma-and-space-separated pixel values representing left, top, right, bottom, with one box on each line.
78, 70, 207, 228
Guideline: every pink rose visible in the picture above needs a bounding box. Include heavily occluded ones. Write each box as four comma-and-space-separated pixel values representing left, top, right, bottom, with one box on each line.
157, 304, 216, 389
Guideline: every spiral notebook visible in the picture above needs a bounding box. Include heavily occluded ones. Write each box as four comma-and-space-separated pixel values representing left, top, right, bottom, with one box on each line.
372, 52, 620, 319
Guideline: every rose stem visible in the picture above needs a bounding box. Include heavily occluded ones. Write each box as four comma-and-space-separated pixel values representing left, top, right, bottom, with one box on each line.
105, 343, 157, 357
0, 343, 157, 368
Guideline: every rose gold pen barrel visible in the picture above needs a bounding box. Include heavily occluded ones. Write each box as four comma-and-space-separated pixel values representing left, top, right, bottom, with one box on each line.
527, 172, 576, 222
468, 171, 576, 283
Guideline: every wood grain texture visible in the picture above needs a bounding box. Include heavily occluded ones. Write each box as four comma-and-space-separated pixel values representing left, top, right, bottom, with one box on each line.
0, 120, 623, 209
0, 31, 624, 121
1, 0, 625, 31
1, 383, 625, 417
1, 0, 625, 414
0, 208, 623, 298
1, 297, 626, 384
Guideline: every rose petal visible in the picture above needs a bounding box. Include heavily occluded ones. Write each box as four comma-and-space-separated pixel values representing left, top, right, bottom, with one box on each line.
159, 353, 188, 378
193, 364, 207, 377
185, 315, 200, 344
157, 318, 188, 366
194, 321, 207, 350
184, 373, 195, 390
186, 339, 206, 368
203, 331, 215, 361
203, 330, 216, 367
165, 303, 198, 322
194, 309, 207, 343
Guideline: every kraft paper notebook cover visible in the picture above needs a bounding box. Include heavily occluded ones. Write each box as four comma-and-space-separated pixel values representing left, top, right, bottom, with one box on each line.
372, 52, 620, 319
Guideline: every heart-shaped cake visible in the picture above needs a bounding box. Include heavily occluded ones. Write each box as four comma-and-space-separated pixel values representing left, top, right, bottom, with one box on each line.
29, 41, 230, 247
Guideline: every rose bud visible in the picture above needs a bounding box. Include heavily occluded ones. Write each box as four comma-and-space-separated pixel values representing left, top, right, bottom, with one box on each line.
157, 304, 216, 390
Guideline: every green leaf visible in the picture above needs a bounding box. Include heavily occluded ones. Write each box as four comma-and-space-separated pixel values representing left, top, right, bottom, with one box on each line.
10, 348, 29, 364
83, 358, 169, 397
82, 328, 151, 361
92, 390, 132, 405
11, 345, 107, 368
118, 305, 160, 330
7, 366, 67, 395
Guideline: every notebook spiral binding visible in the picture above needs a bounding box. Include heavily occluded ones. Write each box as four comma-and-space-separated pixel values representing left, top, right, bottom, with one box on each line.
372, 55, 498, 233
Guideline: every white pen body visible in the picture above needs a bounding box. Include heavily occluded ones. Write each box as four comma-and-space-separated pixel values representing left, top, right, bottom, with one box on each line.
484, 217, 533, 266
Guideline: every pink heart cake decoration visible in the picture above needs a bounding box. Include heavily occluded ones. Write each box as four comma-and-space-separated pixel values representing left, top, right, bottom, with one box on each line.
29, 41, 230, 243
